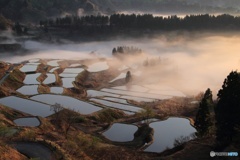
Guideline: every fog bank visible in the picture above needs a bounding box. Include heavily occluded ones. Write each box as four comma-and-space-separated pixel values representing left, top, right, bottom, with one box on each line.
1, 32, 240, 97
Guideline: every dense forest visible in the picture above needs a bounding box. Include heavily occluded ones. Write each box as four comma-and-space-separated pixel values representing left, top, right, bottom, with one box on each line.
38, 14, 240, 36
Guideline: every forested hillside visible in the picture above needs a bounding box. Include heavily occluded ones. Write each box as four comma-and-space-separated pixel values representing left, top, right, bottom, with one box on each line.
0, 0, 99, 23
1, 0, 240, 24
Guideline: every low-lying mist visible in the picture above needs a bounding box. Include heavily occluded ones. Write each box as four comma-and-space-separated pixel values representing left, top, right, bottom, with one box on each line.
1, 31, 240, 98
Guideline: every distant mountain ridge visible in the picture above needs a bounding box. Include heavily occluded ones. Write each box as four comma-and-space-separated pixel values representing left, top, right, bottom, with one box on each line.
1, 0, 240, 24
0, 0, 100, 23
106, 0, 240, 14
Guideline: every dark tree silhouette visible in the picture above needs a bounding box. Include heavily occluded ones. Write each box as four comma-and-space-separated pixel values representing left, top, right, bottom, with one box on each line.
112, 46, 142, 57
215, 71, 240, 145
14, 22, 23, 35
194, 88, 213, 137
112, 47, 117, 55
40, 13, 240, 36
125, 71, 132, 83
50, 103, 64, 124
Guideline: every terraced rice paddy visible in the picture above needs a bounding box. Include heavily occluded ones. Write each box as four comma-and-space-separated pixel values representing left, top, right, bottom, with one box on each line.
20, 65, 38, 72
14, 117, 40, 127
43, 74, 56, 84
50, 87, 64, 94
144, 117, 196, 153
62, 78, 75, 88
23, 73, 41, 85
59, 73, 78, 78
62, 68, 84, 74
47, 60, 61, 66
103, 123, 138, 142
31, 94, 102, 115
17, 85, 39, 95
49, 67, 59, 73
90, 98, 143, 113
0, 96, 54, 117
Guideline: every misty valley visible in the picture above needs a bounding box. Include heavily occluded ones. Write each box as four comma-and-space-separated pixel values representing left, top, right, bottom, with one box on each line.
1, 2, 240, 160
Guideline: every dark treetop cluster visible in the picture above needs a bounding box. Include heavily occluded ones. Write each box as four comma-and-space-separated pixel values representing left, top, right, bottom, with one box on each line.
40, 13, 240, 35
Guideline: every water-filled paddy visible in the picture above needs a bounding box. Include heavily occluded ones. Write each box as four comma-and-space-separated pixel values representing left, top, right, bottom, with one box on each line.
144, 117, 196, 153
59, 73, 78, 78
14, 117, 40, 127
62, 68, 84, 74
102, 97, 129, 104
43, 74, 56, 84
87, 62, 109, 72
69, 64, 81, 67
120, 95, 155, 102
17, 85, 39, 95
20, 65, 38, 72
50, 87, 64, 94
23, 73, 41, 85
0, 96, 53, 117
49, 67, 59, 73
47, 60, 61, 66
109, 72, 143, 83
101, 88, 173, 100
62, 78, 75, 88
87, 90, 155, 102
133, 118, 159, 124
25, 62, 41, 65
31, 94, 102, 114
103, 123, 138, 142
12, 142, 53, 160
90, 98, 143, 112
110, 85, 185, 97
87, 90, 120, 98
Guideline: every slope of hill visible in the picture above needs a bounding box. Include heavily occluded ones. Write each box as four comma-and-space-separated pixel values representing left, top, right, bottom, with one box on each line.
1, 0, 240, 24
107, 0, 240, 14
0, 15, 12, 30
0, 0, 100, 23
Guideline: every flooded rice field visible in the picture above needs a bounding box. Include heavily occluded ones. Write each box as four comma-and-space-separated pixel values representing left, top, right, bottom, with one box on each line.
31, 94, 102, 114
103, 123, 138, 142
144, 117, 196, 153
90, 98, 143, 113
14, 117, 40, 127
17, 85, 39, 95
20, 64, 38, 73
50, 87, 64, 94
23, 73, 41, 85
0, 96, 53, 117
